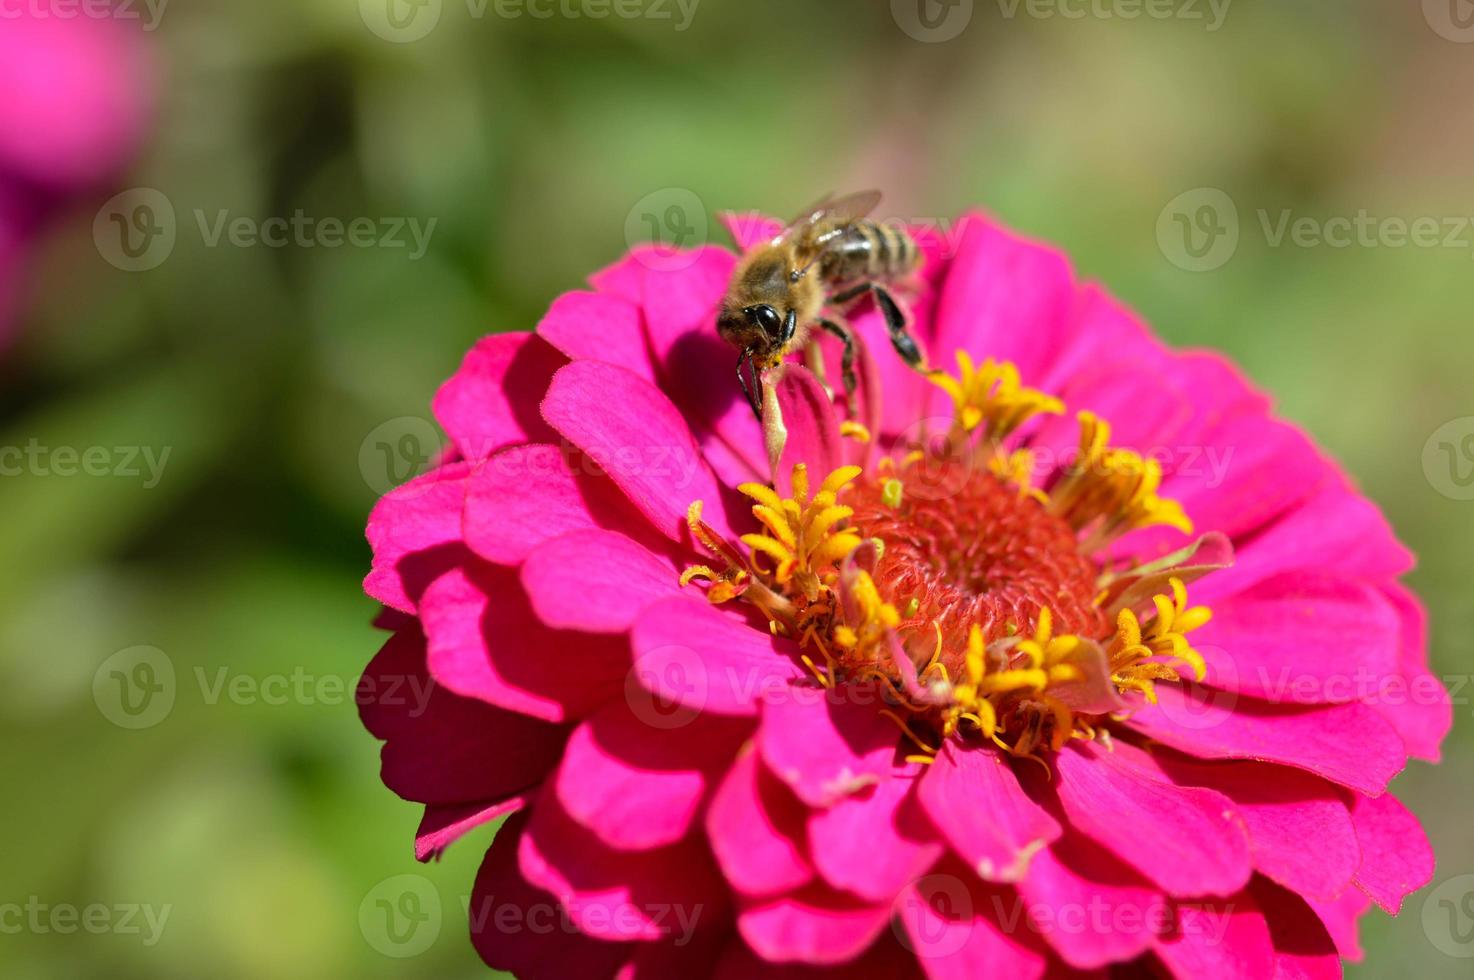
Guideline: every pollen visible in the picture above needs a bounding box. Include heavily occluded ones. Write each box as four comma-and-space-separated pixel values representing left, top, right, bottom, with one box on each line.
680, 356, 1214, 764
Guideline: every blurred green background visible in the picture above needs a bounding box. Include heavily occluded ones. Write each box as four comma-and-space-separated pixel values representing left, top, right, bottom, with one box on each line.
1, 0, 1471, 977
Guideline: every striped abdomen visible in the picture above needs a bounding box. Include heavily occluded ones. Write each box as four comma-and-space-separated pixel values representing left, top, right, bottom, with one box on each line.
818, 219, 921, 285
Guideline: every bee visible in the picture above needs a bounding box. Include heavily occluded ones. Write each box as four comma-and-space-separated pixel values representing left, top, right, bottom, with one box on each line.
717, 190, 926, 419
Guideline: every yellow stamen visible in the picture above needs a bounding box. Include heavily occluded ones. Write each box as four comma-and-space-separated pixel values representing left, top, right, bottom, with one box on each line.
927, 353, 1064, 441
1049, 412, 1194, 547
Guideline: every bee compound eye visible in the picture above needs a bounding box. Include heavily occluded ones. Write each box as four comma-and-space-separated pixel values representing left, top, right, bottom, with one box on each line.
752, 305, 782, 337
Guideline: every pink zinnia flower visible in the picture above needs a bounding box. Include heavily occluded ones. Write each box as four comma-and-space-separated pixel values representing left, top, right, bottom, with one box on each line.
359, 206, 1448, 977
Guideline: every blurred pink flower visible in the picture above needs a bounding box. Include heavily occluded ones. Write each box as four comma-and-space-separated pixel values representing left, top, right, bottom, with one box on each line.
359, 209, 1447, 977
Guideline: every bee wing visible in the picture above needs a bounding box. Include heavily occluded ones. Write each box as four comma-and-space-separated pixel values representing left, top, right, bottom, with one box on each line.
773, 189, 882, 246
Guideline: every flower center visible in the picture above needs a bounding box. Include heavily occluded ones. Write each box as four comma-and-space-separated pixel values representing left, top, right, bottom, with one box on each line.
682, 353, 1217, 763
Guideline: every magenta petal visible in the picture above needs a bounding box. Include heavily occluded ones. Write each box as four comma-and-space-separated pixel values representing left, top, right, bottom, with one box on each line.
417, 797, 526, 861
1125, 684, 1407, 796
536, 290, 655, 382
1370, 583, 1451, 762
359, 628, 567, 805
737, 885, 892, 966
773, 365, 842, 490
433, 332, 565, 461
918, 745, 1060, 883
1349, 791, 1435, 914
895, 871, 1048, 980
522, 530, 680, 633
1250, 877, 1342, 980
630, 595, 807, 718
553, 699, 747, 851
1151, 894, 1274, 979
420, 564, 629, 723
1190, 572, 1400, 703
519, 793, 726, 943
706, 746, 815, 898
463, 444, 652, 566
1052, 741, 1251, 897
542, 359, 733, 541
1016, 831, 1165, 969
1304, 886, 1370, 962
807, 762, 943, 903
1196, 485, 1412, 603
471, 813, 633, 978
758, 685, 901, 808
1156, 756, 1358, 902
364, 461, 471, 613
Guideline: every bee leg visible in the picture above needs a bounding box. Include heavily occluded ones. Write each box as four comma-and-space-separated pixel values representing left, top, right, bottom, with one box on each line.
804, 340, 834, 400
831, 281, 926, 370
817, 318, 858, 415
736, 348, 763, 420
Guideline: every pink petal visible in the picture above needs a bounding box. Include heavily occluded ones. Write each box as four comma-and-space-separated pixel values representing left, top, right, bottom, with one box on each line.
1124, 684, 1407, 796
433, 332, 565, 461
706, 746, 815, 898
807, 762, 944, 903
774, 365, 842, 490
364, 461, 472, 613
929, 216, 1077, 405
1151, 894, 1274, 980
918, 745, 1060, 883
553, 698, 748, 851
714, 931, 923, 980
1195, 485, 1413, 605
719, 211, 782, 251
1190, 572, 1400, 703
1037, 284, 1159, 397
358, 628, 566, 805
1051, 741, 1252, 897
758, 684, 901, 808
537, 290, 655, 382
1349, 791, 1435, 914
895, 870, 1048, 980
522, 529, 680, 634
471, 812, 633, 977
463, 443, 654, 566
1250, 877, 1342, 980
737, 885, 892, 966
541, 359, 734, 542
1015, 830, 1166, 969
420, 564, 629, 723
1030, 361, 1195, 476
588, 247, 655, 302
417, 797, 526, 861
639, 245, 768, 485
1370, 583, 1451, 762
519, 793, 726, 943
1156, 755, 1358, 902
630, 595, 807, 719
1304, 887, 1370, 962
